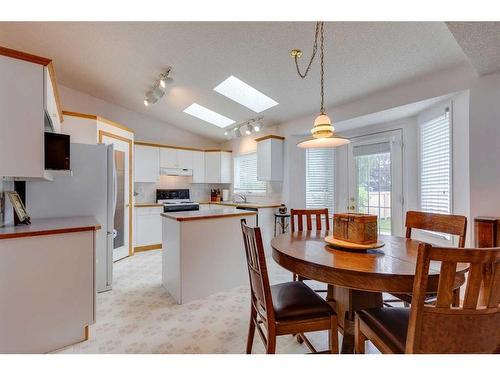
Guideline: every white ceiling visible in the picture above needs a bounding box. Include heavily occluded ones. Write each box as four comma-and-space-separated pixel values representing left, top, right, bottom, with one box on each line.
0, 22, 471, 141
446, 22, 500, 75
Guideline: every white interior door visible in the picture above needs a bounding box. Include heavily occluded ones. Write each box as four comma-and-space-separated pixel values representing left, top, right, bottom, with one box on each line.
347, 130, 404, 236
100, 133, 131, 261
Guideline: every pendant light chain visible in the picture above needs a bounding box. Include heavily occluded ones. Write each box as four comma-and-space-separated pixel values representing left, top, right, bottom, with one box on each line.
319, 22, 325, 115
292, 22, 325, 115
292, 22, 351, 148
293, 22, 320, 79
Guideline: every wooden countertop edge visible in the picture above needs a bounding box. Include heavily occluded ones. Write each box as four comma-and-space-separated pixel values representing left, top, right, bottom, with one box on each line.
134, 203, 163, 207
161, 211, 256, 222
0, 224, 102, 240
199, 202, 282, 209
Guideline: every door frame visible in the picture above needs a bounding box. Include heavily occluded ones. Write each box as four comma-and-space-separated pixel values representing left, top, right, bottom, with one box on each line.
347, 129, 404, 236
99, 130, 134, 257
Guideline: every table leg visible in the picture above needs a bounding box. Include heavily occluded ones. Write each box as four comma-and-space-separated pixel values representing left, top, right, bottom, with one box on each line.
327, 284, 383, 354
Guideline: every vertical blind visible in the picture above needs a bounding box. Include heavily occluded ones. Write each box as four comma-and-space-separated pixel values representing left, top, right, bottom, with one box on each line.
306, 148, 334, 214
419, 110, 451, 215
234, 153, 266, 192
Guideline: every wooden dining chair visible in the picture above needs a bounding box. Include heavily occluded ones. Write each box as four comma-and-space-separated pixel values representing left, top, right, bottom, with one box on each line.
290, 208, 330, 287
240, 219, 339, 354
387, 210, 468, 307
355, 243, 500, 353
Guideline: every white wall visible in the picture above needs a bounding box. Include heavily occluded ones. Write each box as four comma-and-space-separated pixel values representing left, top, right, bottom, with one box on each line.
469, 72, 500, 236
59, 85, 220, 149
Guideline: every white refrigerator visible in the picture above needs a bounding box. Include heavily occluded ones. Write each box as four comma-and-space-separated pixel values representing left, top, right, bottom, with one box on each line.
26, 143, 115, 292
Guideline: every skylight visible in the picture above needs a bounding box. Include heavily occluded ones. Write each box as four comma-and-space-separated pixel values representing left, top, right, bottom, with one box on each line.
183, 103, 235, 128
213, 76, 278, 113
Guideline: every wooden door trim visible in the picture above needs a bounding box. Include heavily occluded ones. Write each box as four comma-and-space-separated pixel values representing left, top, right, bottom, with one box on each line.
98, 130, 134, 256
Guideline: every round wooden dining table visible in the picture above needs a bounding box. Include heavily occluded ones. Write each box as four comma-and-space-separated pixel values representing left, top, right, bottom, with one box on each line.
271, 230, 467, 353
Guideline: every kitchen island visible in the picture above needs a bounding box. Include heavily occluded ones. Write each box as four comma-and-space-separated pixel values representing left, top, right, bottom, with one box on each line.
161, 208, 256, 304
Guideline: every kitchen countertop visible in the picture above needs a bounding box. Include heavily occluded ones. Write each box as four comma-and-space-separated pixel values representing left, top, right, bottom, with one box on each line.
161, 208, 257, 222
0, 216, 101, 240
134, 203, 163, 207
198, 201, 282, 209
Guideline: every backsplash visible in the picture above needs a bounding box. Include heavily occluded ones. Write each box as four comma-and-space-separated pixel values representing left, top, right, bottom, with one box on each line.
134, 176, 231, 203
134, 176, 283, 204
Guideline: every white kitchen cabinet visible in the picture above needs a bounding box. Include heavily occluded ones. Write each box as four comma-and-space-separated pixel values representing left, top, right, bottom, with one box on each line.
0, 217, 98, 353
177, 149, 193, 170
257, 136, 284, 181
0, 55, 45, 179
135, 206, 163, 248
192, 151, 205, 183
205, 151, 232, 184
160, 148, 178, 168
134, 145, 159, 182
220, 151, 232, 183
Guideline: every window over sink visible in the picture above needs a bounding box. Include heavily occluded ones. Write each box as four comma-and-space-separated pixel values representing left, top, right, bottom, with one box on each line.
234, 152, 266, 194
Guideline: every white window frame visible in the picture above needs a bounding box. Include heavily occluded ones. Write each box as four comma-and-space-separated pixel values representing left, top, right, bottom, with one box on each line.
417, 102, 454, 242
233, 152, 267, 195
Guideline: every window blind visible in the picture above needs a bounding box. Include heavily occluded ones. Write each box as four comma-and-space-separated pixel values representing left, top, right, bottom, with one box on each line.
306, 148, 334, 214
234, 153, 266, 192
419, 111, 451, 215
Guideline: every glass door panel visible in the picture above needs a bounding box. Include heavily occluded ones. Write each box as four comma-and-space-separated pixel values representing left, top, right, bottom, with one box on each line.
348, 130, 403, 236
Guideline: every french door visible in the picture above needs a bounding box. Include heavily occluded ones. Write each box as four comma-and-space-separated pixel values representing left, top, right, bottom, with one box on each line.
347, 130, 404, 236
99, 131, 132, 262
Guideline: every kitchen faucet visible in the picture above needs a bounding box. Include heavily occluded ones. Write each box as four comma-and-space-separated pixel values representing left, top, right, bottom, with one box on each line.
233, 193, 247, 203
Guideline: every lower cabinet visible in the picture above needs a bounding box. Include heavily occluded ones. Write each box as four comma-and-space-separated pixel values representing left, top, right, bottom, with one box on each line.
134, 206, 163, 249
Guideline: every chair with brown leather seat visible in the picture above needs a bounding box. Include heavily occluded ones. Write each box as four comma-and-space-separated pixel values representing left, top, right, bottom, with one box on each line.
241, 219, 339, 354
355, 243, 500, 354
388, 210, 467, 307
290, 208, 330, 289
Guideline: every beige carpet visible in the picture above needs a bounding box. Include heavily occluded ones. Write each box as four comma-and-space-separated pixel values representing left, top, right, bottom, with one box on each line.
55, 249, 378, 354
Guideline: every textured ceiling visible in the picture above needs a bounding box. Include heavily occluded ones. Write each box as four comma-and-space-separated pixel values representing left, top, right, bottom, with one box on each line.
0, 22, 469, 141
446, 22, 500, 75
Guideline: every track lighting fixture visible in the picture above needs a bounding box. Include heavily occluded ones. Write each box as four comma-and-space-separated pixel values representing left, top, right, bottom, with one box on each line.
143, 67, 172, 107
223, 117, 264, 140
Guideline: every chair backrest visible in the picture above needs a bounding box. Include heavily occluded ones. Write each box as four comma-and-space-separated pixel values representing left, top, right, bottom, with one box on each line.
240, 219, 275, 323
405, 211, 467, 247
290, 208, 330, 232
406, 243, 500, 353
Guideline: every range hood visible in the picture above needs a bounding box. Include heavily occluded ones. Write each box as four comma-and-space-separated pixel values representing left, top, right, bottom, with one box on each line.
160, 168, 193, 177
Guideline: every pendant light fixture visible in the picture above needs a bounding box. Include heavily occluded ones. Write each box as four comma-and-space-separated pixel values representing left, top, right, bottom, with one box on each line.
291, 22, 350, 148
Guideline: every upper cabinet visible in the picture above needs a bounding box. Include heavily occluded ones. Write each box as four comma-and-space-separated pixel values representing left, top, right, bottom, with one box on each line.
133, 143, 230, 184
0, 47, 63, 179
134, 145, 159, 183
159, 148, 193, 170
160, 147, 177, 169
256, 135, 284, 181
205, 151, 232, 184
177, 150, 193, 170
192, 151, 205, 183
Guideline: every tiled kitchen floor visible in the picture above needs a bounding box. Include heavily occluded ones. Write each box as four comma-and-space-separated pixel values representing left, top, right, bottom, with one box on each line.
56, 249, 378, 354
